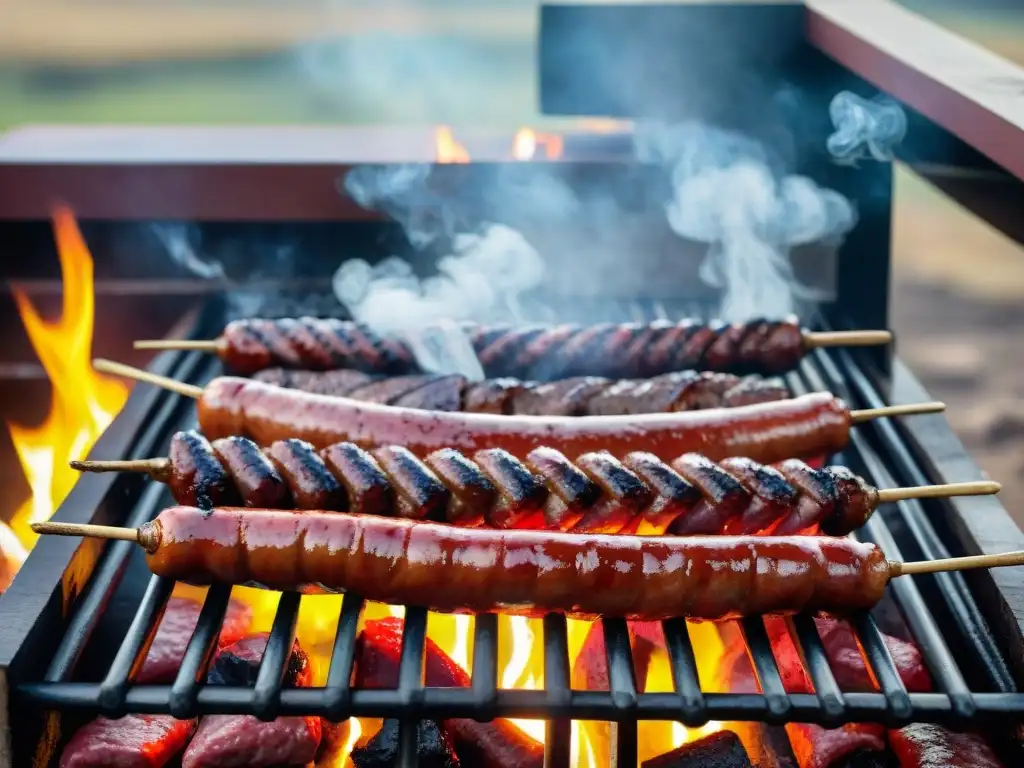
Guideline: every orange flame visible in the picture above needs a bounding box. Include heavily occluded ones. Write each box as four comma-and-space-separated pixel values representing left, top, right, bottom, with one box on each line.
4, 207, 130, 562
435, 126, 470, 164
512, 128, 564, 161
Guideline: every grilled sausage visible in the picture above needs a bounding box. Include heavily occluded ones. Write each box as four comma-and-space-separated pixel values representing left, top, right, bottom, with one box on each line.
141, 506, 891, 620
137, 432, 881, 536
221, 317, 805, 377
252, 368, 790, 415
197, 378, 851, 464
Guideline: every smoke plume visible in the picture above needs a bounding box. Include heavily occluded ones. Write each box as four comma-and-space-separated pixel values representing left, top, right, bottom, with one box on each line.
635, 121, 857, 323
338, 167, 549, 378
827, 91, 907, 165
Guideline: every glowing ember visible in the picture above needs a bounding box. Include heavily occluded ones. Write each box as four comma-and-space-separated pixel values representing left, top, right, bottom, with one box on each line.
512, 127, 564, 160
5, 206, 130, 555
435, 125, 470, 163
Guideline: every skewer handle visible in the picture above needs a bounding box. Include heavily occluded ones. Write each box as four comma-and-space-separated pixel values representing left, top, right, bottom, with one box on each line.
892, 550, 1024, 577
31, 521, 140, 543
850, 401, 945, 424
876, 480, 1001, 504
93, 359, 203, 399
803, 330, 893, 348
70, 458, 171, 478
134, 339, 220, 352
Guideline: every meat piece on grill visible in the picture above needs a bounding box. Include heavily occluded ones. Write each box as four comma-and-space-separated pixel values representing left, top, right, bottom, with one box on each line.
510, 376, 611, 416
890, 724, 1005, 768
181, 633, 321, 768
59, 715, 196, 768
786, 724, 886, 768
391, 374, 466, 412
640, 730, 751, 768
354, 618, 544, 768
463, 377, 529, 414
345, 374, 439, 404
137, 595, 253, 684
253, 368, 375, 396
765, 617, 932, 694
352, 719, 461, 768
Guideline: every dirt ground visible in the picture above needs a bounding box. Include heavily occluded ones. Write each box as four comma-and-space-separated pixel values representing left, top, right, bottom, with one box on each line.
890, 166, 1024, 527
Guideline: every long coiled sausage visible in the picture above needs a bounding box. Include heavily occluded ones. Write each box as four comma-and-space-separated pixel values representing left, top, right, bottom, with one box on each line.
197, 379, 851, 463
219, 317, 805, 377
251, 369, 791, 416
127, 431, 877, 535
140, 506, 891, 621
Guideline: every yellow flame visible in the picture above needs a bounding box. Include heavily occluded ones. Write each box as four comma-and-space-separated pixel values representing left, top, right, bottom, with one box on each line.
5, 206, 130, 552
435, 126, 470, 163
512, 127, 564, 161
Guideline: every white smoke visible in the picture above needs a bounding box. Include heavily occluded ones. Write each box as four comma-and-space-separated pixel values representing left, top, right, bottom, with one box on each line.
827, 91, 907, 165
635, 121, 857, 323
336, 165, 548, 379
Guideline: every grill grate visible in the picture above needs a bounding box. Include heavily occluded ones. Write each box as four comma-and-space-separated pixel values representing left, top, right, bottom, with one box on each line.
13, 304, 1024, 768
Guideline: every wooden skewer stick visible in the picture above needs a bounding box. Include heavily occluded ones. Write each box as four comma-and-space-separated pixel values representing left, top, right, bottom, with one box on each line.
876, 480, 1000, 503
803, 330, 893, 348
71, 458, 170, 480
93, 359, 202, 399
134, 339, 220, 352
71, 456, 1000, 505
93, 357, 947, 426
135, 329, 895, 354
848, 401, 945, 423
27, 520, 1024, 581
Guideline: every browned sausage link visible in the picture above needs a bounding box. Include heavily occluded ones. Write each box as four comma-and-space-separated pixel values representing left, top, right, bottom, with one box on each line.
144, 507, 893, 620
155, 433, 868, 536
256, 367, 790, 415
167, 430, 239, 509
422, 448, 497, 527
371, 446, 451, 521
265, 439, 345, 511
210, 436, 291, 508
219, 318, 807, 377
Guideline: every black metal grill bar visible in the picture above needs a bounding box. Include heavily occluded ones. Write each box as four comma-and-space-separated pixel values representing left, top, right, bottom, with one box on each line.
661, 619, 704, 724
795, 355, 978, 719
169, 582, 233, 719
604, 618, 638, 768
253, 590, 302, 720
471, 613, 499, 712
833, 347, 1016, 693
790, 614, 845, 722
740, 618, 791, 723
20, 682, 1024, 722
96, 575, 174, 716
543, 614, 571, 768
396, 607, 429, 765
323, 593, 365, 720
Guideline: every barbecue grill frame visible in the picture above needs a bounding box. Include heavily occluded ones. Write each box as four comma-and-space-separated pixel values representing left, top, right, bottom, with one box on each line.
3, 307, 1024, 768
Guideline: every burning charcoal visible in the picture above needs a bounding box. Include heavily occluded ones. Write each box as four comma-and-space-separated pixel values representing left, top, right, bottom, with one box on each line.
355, 618, 543, 768
59, 715, 196, 768
836, 751, 897, 768
572, 620, 664, 692
351, 719, 461, 768
727, 635, 886, 768
890, 724, 1005, 768
137, 596, 253, 684
181, 633, 321, 768
206, 632, 311, 687
788, 724, 887, 768
765, 617, 932, 694
640, 730, 751, 768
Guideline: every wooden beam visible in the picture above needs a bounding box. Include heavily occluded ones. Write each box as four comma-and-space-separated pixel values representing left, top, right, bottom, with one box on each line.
806, 0, 1024, 183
